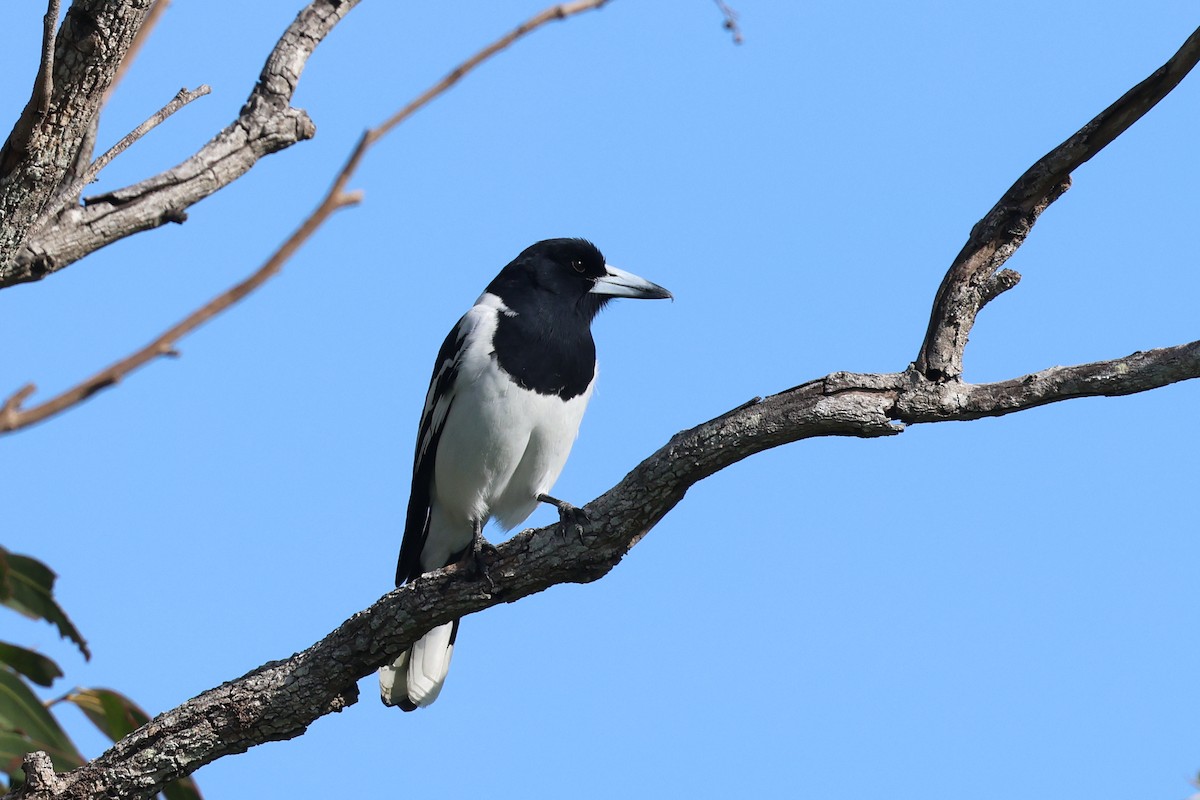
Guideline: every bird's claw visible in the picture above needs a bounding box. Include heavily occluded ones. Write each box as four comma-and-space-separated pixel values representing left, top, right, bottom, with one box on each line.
537, 489, 588, 537
554, 503, 590, 542
538, 493, 590, 542
470, 531, 498, 590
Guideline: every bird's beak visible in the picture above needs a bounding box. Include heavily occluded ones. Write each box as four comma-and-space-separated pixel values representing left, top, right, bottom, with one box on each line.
589, 264, 673, 300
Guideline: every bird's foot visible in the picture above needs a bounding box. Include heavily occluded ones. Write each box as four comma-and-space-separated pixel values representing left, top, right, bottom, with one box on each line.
462, 525, 497, 590
537, 493, 590, 542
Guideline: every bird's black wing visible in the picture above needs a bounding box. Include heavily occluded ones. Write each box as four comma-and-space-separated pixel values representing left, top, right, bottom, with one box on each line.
394, 311, 478, 586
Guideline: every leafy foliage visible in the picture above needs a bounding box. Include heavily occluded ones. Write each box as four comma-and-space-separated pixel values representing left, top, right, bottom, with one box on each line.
0, 642, 62, 687
0, 548, 202, 799
0, 546, 89, 659
0, 665, 85, 788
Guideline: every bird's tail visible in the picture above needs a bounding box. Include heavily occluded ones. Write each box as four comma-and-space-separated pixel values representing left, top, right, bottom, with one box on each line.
379, 619, 459, 711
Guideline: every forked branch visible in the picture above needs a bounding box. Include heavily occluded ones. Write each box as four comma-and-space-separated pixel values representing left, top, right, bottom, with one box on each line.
1, 0, 357, 289
1, 0, 612, 434
9, 336, 1200, 800
914, 25, 1200, 381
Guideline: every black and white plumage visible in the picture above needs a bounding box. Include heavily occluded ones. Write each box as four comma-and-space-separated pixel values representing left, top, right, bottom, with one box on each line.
379, 238, 671, 711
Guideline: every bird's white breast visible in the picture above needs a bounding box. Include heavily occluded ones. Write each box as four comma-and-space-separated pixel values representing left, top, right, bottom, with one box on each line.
430, 293, 594, 542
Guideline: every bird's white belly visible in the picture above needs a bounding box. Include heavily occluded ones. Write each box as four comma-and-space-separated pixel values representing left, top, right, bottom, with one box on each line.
432, 356, 593, 538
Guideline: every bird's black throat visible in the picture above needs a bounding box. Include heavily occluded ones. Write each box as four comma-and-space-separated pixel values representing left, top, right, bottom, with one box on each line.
489, 301, 598, 401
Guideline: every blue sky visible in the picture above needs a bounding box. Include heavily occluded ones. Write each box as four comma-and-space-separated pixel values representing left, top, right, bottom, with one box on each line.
3, 2, 1199, 798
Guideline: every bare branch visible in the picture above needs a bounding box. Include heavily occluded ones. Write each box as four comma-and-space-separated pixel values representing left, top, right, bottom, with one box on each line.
4, 0, 618, 289
0, 0, 61, 174
35, 0, 61, 117
895, 340, 1200, 422
978, 267, 1021, 309
914, 25, 1200, 381
0, 0, 153, 269
369, 0, 612, 143
1, 0, 356, 289
52, 0, 175, 210
0, 0, 613, 436
8, 337, 1200, 799
37, 85, 211, 229
712, 0, 743, 44
85, 84, 210, 190
0, 167, 361, 436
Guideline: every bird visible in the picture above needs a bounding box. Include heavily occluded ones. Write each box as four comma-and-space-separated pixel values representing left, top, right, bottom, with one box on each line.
378, 238, 671, 711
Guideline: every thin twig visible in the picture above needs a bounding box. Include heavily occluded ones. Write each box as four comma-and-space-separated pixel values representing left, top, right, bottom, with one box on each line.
85, 85, 210, 189
36, 0, 61, 115
712, 0, 743, 44
37, 85, 210, 227
0, 0, 61, 176
6, 0, 355, 288
914, 25, 1200, 381
369, 0, 611, 143
0, 180, 361, 435
0, 0, 611, 436
53, 0, 159, 211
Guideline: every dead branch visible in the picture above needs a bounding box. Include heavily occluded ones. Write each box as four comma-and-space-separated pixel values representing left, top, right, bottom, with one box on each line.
914, 25, 1200, 381
0, 0, 152, 271
37, 84, 211, 229
712, 0, 743, 44
0, 0, 61, 175
53, 0, 175, 209
8, 337, 1200, 800
35, 0, 61, 118
368, 0, 612, 145
2, 0, 618, 289
0, 0, 354, 289
0, 0, 613, 434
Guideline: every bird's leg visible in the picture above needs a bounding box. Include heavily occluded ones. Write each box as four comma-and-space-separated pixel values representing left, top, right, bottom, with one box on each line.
461, 518, 497, 589
537, 493, 590, 541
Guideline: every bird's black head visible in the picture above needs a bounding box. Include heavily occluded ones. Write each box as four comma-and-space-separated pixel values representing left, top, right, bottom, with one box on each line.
524, 238, 609, 285
484, 238, 671, 399
487, 238, 671, 322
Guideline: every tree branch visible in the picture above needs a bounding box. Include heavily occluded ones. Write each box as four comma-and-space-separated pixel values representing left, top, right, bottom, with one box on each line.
368, 0, 612, 144
8, 339, 1200, 800
36, 84, 211, 230
0, 0, 61, 175
1, 0, 616, 291
712, 0, 743, 44
35, 1, 61, 118
53, 0, 175, 210
0, 0, 153, 272
914, 24, 1200, 381
0, 0, 613, 436
0, 0, 356, 289
0, 174, 359, 435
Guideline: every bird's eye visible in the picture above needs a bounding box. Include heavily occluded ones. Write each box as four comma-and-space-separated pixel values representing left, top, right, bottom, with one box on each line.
570, 260, 585, 273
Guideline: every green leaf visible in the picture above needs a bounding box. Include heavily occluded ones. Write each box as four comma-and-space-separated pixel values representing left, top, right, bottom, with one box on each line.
0, 668, 84, 779
68, 688, 204, 800
0, 643, 62, 688
66, 688, 146, 740
0, 731, 34, 777
0, 548, 89, 660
